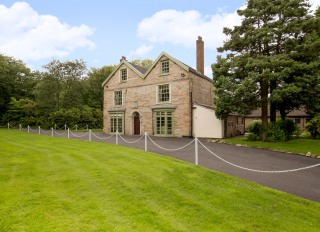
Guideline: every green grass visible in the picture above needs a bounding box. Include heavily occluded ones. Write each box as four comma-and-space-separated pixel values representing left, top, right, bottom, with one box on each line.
1, 130, 319, 232
223, 136, 320, 156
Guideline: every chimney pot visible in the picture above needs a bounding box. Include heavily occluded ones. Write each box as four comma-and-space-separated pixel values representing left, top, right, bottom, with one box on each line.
120, 56, 126, 62
196, 36, 204, 75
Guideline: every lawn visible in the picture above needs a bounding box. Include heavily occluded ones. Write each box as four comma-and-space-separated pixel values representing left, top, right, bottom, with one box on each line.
223, 136, 320, 157
1, 130, 319, 231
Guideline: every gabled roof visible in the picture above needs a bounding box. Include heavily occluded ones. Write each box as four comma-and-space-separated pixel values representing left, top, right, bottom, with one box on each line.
102, 51, 211, 86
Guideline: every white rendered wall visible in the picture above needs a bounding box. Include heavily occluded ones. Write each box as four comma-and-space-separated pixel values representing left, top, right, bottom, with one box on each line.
193, 104, 223, 138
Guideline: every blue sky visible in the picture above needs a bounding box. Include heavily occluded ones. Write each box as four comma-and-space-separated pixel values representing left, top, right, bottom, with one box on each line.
0, 0, 319, 77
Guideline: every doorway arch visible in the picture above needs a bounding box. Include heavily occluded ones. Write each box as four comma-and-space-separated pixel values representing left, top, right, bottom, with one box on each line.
133, 112, 140, 135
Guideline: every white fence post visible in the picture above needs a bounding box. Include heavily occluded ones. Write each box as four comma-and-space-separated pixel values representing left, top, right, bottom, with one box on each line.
89, 129, 92, 142
195, 138, 199, 165
7, 123, 9, 129
27, 125, 30, 133
51, 127, 54, 137
68, 128, 70, 139
145, 132, 148, 152
38, 126, 41, 134
116, 131, 118, 145
19, 124, 22, 131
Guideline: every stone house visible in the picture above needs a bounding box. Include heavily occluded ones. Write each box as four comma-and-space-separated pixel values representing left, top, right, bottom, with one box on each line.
102, 37, 241, 138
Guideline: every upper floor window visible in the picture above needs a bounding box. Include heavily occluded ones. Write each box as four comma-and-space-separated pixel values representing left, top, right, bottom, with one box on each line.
158, 84, 170, 103
161, 60, 169, 75
120, 69, 127, 82
114, 91, 123, 106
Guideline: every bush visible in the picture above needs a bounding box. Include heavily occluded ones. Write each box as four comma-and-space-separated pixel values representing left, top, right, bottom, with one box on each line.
267, 119, 298, 142
268, 122, 286, 142
306, 116, 320, 139
247, 121, 262, 141
247, 133, 260, 141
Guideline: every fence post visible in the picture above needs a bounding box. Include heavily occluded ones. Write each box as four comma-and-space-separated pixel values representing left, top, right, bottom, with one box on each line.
7, 123, 9, 129
28, 125, 30, 133
116, 131, 118, 145
51, 127, 54, 137
68, 128, 70, 139
195, 138, 199, 165
19, 124, 22, 131
145, 132, 148, 152
38, 126, 41, 134
89, 129, 92, 142
75, 125, 78, 131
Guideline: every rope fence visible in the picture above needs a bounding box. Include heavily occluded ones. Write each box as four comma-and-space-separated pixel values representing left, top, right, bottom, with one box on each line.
2, 123, 320, 173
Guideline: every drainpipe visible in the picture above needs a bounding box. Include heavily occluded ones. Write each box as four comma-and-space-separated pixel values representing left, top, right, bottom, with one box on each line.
190, 91, 193, 138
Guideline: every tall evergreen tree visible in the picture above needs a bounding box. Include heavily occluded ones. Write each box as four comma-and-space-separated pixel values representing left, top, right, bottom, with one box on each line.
212, 0, 314, 141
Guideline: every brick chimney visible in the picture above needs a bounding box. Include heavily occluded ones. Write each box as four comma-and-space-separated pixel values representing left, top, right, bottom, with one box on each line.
196, 36, 204, 75
120, 56, 126, 62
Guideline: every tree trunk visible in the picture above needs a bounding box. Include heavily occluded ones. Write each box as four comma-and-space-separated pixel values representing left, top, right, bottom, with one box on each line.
270, 102, 276, 123
260, 78, 269, 141
270, 80, 277, 122
279, 105, 286, 120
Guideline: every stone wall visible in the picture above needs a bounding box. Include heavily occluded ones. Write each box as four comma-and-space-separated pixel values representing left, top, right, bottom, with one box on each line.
103, 55, 192, 136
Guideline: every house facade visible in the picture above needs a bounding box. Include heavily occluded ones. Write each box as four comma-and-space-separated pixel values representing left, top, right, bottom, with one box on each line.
102, 37, 230, 138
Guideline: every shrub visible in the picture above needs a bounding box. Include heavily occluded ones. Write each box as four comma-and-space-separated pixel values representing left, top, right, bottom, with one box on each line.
247, 121, 262, 141
278, 119, 298, 141
306, 116, 320, 139
268, 122, 286, 142
247, 133, 260, 141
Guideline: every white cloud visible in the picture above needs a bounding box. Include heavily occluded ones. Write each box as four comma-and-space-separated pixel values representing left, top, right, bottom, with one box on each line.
0, 2, 95, 61
129, 44, 154, 58
137, 9, 241, 51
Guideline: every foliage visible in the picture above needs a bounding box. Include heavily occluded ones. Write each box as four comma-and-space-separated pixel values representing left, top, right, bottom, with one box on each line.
131, 58, 154, 69
212, 0, 318, 141
305, 116, 320, 139
223, 136, 320, 156
0, 53, 37, 120
267, 122, 286, 142
248, 119, 298, 142
84, 65, 115, 109
1, 130, 320, 231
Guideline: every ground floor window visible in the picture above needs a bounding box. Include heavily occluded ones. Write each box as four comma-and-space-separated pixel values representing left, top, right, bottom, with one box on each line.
110, 112, 124, 133
153, 110, 174, 136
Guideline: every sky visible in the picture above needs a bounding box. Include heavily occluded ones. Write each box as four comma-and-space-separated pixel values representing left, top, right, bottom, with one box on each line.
0, 0, 319, 77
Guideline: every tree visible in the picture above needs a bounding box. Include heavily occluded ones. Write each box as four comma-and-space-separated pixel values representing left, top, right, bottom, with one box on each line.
212, 0, 313, 141
131, 58, 153, 69
37, 59, 87, 110
84, 65, 115, 109
0, 54, 38, 123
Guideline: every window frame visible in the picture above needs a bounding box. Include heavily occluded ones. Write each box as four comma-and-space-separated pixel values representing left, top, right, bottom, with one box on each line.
114, 90, 123, 106
110, 112, 124, 134
157, 84, 171, 103
120, 68, 128, 82
153, 109, 174, 136
160, 60, 170, 75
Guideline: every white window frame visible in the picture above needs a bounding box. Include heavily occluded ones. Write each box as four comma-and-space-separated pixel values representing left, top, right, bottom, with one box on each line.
120, 68, 128, 82
157, 84, 171, 103
160, 60, 169, 75
114, 90, 123, 106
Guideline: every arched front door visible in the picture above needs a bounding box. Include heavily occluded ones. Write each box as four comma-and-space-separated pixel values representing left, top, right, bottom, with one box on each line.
133, 112, 140, 135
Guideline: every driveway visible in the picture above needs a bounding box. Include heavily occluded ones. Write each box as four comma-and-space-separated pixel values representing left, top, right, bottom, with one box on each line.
42, 130, 320, 202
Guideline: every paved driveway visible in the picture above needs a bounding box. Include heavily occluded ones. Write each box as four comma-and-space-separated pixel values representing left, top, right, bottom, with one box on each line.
47, 130, 320, 202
